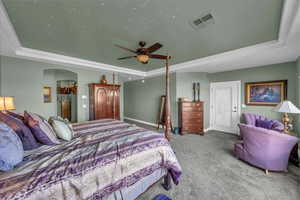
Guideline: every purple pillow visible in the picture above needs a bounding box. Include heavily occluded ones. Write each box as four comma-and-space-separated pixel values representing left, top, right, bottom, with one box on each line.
255, 119, 274, 130
0, 122, 24, 171
6, 111, 24, 121
0, 112, 39, 150
24, 111, 60, 145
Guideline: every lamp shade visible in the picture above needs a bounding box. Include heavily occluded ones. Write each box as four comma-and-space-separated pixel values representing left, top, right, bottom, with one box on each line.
273, 100, 300, 114
0, 97, 16, 111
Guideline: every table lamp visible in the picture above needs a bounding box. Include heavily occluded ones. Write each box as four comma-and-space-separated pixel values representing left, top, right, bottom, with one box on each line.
274, 100, 300, 133
0, 96, 16, 113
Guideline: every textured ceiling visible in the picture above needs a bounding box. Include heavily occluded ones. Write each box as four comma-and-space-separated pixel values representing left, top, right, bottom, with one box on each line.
3, 0, 283, 71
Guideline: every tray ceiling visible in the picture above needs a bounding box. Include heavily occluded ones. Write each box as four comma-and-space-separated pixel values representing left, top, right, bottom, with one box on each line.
3, 0, 283, 72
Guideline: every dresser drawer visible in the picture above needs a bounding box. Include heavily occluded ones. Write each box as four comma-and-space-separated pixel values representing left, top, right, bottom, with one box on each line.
182, 102, 203, 107
182, 106, 203, 112
182, 123, 203, 129
182, 112, 202, 119
181, 127, 203, 134
182, 119, 203, 125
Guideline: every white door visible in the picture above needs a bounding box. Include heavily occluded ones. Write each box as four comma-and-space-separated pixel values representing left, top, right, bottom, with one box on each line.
210, 81, 241, 134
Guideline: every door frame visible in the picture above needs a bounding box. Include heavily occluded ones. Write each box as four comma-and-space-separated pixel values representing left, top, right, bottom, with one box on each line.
209, 80, 242, 134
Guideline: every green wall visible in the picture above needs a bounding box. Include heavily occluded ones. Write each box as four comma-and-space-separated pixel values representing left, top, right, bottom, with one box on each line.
208, 62, 297, 121
296, 57, 300, 134
0, 56, 124, 122
0, 56, 2, 95
124, 62, 298, 132
124, 74, 177, 126
297, 57, 300, 106
124, 72, 210, 129
176, 72, 210, 129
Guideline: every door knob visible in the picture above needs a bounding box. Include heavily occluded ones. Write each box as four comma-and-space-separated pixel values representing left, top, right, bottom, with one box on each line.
232, 106, 237, 112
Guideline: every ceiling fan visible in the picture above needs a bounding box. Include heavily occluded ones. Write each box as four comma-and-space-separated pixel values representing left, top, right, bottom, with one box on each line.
115, 41, 171, 64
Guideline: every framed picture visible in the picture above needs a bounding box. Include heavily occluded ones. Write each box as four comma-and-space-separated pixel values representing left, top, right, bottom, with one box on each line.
245, 80, 287, 106
43, 87, 52, 103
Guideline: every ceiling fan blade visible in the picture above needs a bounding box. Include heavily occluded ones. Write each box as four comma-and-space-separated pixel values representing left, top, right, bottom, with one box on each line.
115, 44, 137, 54
147, 43, 163, 53
118, 56, 136, 60
149, 54, 170, 59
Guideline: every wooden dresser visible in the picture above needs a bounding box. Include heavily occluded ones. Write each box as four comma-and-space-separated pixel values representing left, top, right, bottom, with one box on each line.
178, 101, 204, 135
89, 83, 120, 120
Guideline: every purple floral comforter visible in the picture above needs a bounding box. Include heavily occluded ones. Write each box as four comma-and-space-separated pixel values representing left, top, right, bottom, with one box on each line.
0, 119, 182, 200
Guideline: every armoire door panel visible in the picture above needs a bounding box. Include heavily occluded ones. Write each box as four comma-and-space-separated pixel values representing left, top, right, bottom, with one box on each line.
95, 87, 108, 119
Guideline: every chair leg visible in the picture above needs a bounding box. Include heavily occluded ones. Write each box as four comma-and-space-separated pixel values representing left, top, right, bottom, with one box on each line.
265, 169, 269, 175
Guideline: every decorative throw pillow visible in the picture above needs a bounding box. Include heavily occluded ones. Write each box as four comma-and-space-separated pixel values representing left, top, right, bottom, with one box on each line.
0, 122, 24, 171
6, 110, 24, 121
0, 112, 39, 150
255, 119, 274, 130
49, 116, 74, 141
24, 111, 60, 145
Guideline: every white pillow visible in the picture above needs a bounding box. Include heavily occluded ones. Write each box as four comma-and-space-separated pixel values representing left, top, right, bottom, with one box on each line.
49, 118, 74, 141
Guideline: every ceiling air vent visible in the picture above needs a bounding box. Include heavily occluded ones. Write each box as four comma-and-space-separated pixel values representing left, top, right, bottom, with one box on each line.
190, 12, 215, 30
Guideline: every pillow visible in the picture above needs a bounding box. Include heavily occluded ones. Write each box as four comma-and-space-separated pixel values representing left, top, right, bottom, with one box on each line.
24, 111, 60, 145
0, 122, 24, 171
49, 116, 74, 141
0, 112, 39, 150
6, 111, 24, 121
255, 119, 274, 130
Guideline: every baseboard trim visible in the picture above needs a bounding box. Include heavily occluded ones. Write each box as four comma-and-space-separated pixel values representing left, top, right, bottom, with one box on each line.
204, 127, 212, 132
125, 117, 213, 133
124, 117, 157, 127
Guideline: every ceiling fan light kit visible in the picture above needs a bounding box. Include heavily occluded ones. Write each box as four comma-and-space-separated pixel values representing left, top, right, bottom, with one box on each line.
137, 54, 149, 64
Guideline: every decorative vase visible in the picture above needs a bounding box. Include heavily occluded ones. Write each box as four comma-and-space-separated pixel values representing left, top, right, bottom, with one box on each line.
193, 82, 196, 102
100, 75, 107, 84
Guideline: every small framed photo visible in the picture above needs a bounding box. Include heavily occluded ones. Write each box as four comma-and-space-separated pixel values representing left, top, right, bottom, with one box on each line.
43, 87, 52, 103
245, 80, 287, 106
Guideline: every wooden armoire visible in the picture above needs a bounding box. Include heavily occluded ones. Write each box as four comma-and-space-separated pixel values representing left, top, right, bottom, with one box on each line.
89, 83, 120, 120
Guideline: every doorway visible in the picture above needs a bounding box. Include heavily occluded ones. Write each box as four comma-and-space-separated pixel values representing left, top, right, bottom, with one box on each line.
43, 69, 78, 122
57, 79, 77, 122
210, 81, 241, 134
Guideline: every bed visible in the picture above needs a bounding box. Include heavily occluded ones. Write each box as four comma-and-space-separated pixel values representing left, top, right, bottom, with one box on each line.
0, 119, 182, 200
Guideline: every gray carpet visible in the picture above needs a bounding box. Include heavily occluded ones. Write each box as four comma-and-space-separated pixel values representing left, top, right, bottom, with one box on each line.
128, 122, 300, 200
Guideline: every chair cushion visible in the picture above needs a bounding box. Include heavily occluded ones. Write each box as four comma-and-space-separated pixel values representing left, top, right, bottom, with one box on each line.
255, 119, 274, 130
0, 122, 24, 171
0, 112, 39, 150
243, 113, 284, 132
24, 111, 60, 145
49, 116, 74, 141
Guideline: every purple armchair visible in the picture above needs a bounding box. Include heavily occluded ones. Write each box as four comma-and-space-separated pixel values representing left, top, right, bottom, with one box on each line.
235, 124, 298, 173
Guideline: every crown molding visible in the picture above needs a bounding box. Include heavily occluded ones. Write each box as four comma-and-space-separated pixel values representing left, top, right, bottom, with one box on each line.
1, 0, 299, 79
0, 0, 21, 56
147, 40, 281, 76
16, 47, 146, 76
278, 0, 300, 44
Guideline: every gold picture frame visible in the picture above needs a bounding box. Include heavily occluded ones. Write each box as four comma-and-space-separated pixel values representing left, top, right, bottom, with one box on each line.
245, 80, 287, 106
43, 87, 52, 103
